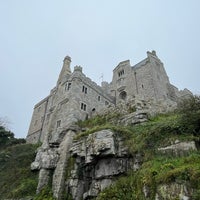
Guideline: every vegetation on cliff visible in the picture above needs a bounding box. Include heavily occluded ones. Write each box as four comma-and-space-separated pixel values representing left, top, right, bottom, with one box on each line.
0, 126, 38, 199
0, 96, 200, 199
77, 96, 200, 199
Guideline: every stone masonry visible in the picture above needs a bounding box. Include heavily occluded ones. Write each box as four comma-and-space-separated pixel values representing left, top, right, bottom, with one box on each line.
27, 50, 193, 199
26, 50, 191, 144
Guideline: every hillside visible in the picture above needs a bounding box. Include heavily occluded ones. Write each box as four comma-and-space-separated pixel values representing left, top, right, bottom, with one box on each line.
0, 126, 38, 199
0, 96, 200, 199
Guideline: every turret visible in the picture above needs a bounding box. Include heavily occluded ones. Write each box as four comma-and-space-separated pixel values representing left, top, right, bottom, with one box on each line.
57, 56, 72, 85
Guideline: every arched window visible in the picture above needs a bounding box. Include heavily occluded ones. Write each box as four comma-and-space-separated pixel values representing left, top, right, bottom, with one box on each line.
119, 91, 127, 100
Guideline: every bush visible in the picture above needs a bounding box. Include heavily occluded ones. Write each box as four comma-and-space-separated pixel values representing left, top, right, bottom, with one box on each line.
178, 95, 200, 136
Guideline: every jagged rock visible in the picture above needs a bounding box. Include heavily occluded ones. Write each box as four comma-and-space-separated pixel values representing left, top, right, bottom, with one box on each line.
71, 130, 117, 164
52, 130, 75, 199
68, 129, 142, 200
118, 111, 148, 126
158, 141, 197, 156
31, 147, 59, 170
36, 169, 52, 193
85, 130, 116, 163
155, 183, 192, 200
83, 179, 113, 199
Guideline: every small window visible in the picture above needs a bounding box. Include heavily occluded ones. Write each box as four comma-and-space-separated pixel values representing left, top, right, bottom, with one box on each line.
67, 83, 71, 90
98, 96, 101, 101
56, 120, 61, 128
119, 91, 127, 100
65, 82, 71, 91
82, 85, 87, 94
118, 69, 125, 77
81, 103, 87, 111
142, 84, 144, 89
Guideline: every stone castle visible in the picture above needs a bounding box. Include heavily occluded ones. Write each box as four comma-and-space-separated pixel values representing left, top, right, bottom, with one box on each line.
27, 51, 194, 199
26, 50, 191, 144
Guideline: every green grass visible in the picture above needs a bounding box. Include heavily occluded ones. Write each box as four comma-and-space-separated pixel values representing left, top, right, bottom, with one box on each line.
0, 143, 39, 199
1, 97, 200, 199
96, 152, 200, 200
84, 110, 200, 199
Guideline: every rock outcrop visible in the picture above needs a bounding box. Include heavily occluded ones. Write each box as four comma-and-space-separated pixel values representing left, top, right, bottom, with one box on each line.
31, 128, 143, 199
67, 129, 142, 200
158, 141, 197, 156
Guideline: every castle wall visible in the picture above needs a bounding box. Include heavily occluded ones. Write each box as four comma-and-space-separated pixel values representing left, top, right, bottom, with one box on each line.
26, 97, 49, 143
27, 65, 115, 144
133, 60, 155, 100
111, 60, 137, 104
27, 51, 190, 144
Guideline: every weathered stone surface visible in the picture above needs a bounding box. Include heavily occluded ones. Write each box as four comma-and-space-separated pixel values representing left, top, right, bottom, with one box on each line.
158, 141, 197, 155
31, 147, 59, 170
119, 111, 148, 126
85, 130, 116, 163
83, 179, 113, 199
67, 129, 140, 200
71, 130, 117, 163
52, 130, 75, 199
155, 183, 192, 200
36, 169, 51, 193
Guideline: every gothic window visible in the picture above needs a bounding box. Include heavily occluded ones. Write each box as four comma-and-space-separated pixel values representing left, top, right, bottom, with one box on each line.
81, 103, 87, 111
119, 91, 127, 100
82, 85, 87, 94
98, 96, 101, 101
118, 69, 125, 77
67, 82, 71, 90
56, 120, 61, 128
65, 82, 71, 91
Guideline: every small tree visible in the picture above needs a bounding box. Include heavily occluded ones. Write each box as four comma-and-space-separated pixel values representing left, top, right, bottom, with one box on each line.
177, 95, 200, 136
0, 126, 15, 148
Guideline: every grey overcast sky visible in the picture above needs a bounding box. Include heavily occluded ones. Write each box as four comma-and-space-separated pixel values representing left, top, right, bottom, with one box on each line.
0, 0, 200, 138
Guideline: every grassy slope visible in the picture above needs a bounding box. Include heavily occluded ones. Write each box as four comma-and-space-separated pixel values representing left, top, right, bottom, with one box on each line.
0, 143, 39, 199
1, 97, 200, 199
77, 111, 200, 200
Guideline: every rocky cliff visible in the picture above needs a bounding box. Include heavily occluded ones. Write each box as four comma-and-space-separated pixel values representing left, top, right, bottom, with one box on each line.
31, 97, 200, 200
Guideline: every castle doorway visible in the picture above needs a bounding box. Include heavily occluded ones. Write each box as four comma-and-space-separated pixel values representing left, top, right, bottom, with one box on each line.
119, 91, 127, 100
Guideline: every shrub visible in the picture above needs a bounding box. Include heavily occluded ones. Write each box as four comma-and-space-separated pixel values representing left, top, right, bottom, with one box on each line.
177, 95, 200, 136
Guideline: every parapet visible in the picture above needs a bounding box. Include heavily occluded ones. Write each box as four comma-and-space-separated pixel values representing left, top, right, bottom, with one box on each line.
147, 50, 157, 58
74, 65, 83, 73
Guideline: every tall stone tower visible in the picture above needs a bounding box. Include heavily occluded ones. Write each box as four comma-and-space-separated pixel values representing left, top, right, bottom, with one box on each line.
57, 56, 72, 85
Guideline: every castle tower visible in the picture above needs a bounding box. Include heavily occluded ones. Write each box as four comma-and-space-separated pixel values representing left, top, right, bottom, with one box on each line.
57, 56, 72, 85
